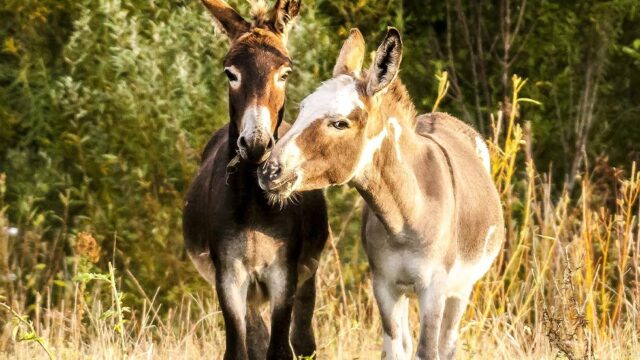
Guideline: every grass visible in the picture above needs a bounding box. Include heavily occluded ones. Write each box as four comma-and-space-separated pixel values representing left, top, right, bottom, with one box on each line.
2, 76, 640, 359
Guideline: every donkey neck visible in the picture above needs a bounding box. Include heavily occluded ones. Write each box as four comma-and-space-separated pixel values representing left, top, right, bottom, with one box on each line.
352, 91, 454, 237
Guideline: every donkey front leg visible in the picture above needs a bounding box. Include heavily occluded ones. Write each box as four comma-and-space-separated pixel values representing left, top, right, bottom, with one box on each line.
246, 307, 269, 360
399, 296, 413, 357
373, 277, 410, 360
215, 267, 250, 360
438, 287, 472, 360
416, 276, 447, 360
266, 265, 297, 359
291, 274, 317, 357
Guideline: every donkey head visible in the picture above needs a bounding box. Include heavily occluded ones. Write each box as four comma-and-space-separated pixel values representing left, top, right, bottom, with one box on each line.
203, 0, 300, 163
258, 28, 403, 202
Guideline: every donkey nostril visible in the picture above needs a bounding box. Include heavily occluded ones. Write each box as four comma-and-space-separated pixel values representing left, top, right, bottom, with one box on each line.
270, 162, 282, 180
238, 136, 248, 149
266, 137, 274, 151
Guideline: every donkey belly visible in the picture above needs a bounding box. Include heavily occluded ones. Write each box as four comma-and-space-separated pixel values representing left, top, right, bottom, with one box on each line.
374, 248, 444, 294
187, 249, 216, 285
364, 206, 499, 297
367, 243, 501, 304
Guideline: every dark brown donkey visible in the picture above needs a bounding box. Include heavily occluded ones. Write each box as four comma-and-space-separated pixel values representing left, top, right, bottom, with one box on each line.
183, 1, 329, 359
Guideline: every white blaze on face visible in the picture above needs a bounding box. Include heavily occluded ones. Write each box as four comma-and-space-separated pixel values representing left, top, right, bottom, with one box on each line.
277, 75, 365, 167
224, 66, 241, 90
291, 75, 364, 135
239, 105, 272, 144
475, 136, 491, 173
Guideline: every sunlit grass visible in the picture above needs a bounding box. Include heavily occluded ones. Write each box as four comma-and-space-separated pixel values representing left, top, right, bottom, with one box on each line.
2, 76, 640, 359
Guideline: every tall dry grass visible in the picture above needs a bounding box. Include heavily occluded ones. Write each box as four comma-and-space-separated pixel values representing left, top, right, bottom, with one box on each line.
2, 75, 640, 359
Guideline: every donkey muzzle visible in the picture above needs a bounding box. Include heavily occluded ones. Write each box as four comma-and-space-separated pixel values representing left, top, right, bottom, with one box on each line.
258, 161, 298, 195
237, 134, 274, 164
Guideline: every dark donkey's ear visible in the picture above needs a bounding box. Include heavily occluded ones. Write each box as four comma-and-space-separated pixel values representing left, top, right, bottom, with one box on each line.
333, 28, 366, 77
269, 0, 301, 35
201, 0, 250, 39
366, 27, 403, 97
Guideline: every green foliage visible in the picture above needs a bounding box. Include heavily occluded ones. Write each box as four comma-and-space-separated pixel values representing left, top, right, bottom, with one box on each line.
0, 301, 54, 359
75, 262, 130, 343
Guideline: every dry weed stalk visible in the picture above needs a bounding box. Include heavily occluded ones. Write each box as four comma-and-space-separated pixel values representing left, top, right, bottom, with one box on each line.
542, 251, 592, 360
2, 75, 640, 359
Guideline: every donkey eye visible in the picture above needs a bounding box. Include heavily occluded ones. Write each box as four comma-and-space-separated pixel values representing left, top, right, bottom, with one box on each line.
224, 69, 238, 82
279, 71, 290, 82
330, 120, 350, 130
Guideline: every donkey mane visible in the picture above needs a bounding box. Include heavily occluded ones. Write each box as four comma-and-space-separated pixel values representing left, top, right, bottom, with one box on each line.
249, 0, 299, 33
358, 73, 417, 129
249, 0, 271, 26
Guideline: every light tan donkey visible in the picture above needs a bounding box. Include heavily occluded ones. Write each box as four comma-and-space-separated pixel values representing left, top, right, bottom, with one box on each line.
258, 28, 504, 360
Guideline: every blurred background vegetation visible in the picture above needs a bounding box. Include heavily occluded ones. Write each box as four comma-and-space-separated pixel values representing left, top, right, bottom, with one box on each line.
1, 1, 640, 356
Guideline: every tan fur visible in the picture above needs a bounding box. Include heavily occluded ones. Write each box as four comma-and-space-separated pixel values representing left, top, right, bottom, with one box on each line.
260, 28, 505, 360
211, 2, 295, 163
201, 0, 250, 38
333, 29, 366, 77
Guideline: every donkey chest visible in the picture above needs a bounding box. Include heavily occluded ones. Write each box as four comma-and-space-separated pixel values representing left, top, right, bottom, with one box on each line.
219, 228, 289, 272
363, 210, 451, 292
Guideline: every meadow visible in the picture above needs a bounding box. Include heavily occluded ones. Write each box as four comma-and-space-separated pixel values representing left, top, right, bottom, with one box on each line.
2, 0, 640, 359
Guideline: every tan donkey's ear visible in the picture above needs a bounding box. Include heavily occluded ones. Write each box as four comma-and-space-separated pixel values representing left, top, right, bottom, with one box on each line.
201, 0, 250, 39
333, 28, 366, 77
269, 0, 301, 36
366, 27, 403, 97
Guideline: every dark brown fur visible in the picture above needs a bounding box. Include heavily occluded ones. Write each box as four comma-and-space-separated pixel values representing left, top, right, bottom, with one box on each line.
183, 2, 329, 360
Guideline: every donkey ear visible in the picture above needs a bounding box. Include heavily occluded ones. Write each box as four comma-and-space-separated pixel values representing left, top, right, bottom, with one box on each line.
333, 28, 366, 77
201, 0, 250, 39
270, 0, 302, 35
366, 28, 403, 97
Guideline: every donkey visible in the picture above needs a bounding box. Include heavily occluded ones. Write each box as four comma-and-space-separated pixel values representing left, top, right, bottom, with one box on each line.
258, 28, 505, 360
183, 1, 330, 359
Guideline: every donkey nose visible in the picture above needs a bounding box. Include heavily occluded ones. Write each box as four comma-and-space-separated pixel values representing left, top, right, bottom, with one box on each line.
264, 161, 282, 182
266, 137, 274, 151
238, 135, 272, 163
238, 135, 249, 150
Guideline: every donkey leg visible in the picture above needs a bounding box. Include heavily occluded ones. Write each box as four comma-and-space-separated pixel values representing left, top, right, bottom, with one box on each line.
291, 274, 317, 357
416, 278, 446, 360
216, 268, 250, 360
246, 307, 269, 360
438, 289, 471, 360
266, 266, 297, 360
400, 296, 413, 357
373, 277, 408, 360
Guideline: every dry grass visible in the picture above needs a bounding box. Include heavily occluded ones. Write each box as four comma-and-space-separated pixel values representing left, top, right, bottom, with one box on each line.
2, 76, 640, 359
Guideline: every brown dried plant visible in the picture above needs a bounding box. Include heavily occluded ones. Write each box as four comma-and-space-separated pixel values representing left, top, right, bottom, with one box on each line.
74, 232, 101, 264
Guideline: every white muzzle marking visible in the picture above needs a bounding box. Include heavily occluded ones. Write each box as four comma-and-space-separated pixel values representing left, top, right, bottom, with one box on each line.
239, 105, 272, 144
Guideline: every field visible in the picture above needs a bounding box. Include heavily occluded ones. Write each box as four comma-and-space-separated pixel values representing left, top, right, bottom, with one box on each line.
3, 78, 640, 359
2, 0, 640, 359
